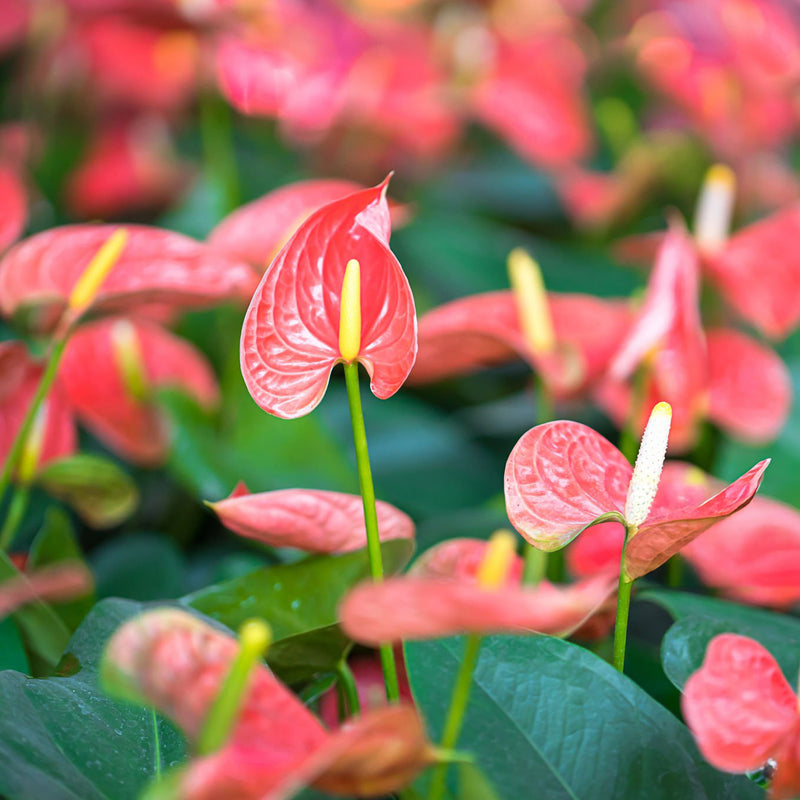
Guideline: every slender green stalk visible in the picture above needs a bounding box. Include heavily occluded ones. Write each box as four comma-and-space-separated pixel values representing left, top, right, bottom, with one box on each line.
342, 362, 400, 702
612, 526, 634, 672
666, 554, 683, 589
0, 339, 67, 507
335, 659, 361, 718
534, 376, 553, 426
151, 709, 162, 780
199, 93, 240, 215
523, 544, 547, 586
428, 635, 483, 800
0, 486, 30, 552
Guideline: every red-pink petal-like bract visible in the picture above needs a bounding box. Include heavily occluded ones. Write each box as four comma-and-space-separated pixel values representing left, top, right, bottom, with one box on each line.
0, 225, 256, 333
683, 634, 798, 774
0, 561, 93, 618
210, 488, 414, 554
103, 609, 433, 799
208, 180, 368, 272
705, 205, 800, 339
706, 327, 791, 443
504, 421, 631, 551
683, 497, 800, 609
0, 165, 25, 252
410, 537, 523, 585
339, 573, 615, 644
59, 317, 219, 466
241, 179, 417, 419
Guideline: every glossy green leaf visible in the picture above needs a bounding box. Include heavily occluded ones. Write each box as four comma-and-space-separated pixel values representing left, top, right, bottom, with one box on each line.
0, 598, 186, 800
0, 617, 28, 673
406, 635, 760, 800
28, 509, 94, 632
184, 539, 414, 684
37, 454, 139, 528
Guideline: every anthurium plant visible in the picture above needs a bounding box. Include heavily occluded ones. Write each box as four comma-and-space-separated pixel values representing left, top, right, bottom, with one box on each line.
4, 2, 800, 798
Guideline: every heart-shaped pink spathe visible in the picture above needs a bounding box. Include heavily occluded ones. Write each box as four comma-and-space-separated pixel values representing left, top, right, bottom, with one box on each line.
0, 224, 256, 333
0, 165, 26, 253
103, 609, 434, 800
683, 634, 800, 793
408, 290, 632, 397
504, 420, 769, 578
209, 487, 414, 554
240, 178, 417, 419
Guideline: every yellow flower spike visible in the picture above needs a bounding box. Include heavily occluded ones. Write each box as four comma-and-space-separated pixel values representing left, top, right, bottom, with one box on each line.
17, 405, 48, 486
68, 229, 129, 314
198, 618, 273, 756
625, 402, 672, 530
339, 258, 362, 362
694, 164, 736, 253
110, 320, 150, 403
476, 529, 519, 590
507, 248, 555, 355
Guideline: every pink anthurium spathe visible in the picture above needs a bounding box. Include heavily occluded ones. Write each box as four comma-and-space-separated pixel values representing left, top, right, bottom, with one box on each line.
0, 561, 93, 619
683, 634, 800, 799
683, 497, 800, 609
208, 488, 414, 554
0, 225, 256, 334
59, 317, 219, 466
0, 164, 26, 252
339, 535, 615, 644
102, 609, 436, 799
240, 178, 417, 419
504, 415, 768, 579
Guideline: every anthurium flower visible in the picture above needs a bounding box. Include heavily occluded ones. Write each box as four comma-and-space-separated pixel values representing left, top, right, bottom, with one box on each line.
0, 561, 92, 619
339, 535, 615, 644
0, 164, 26, 252
241, 179, 417, 419
103, 609, 436, 799
683, 634, 800, 799
0, 224, 255, 334
208, 488, 414, 554
504, 416, 768, 579
59, 317, 219, 466
408, 284, 631, 397
683, 496, 800, 609
0, 341, 76, 475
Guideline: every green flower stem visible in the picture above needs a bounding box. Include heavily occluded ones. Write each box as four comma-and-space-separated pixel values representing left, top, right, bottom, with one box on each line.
0, 486, 31, 552
342, 362, 400, 703
428, 634, 483, 800
667, 554, 683, 589
534, 375, 554, 426
612, 527, 635, 672
0, 338, 67, 510
523, 544, 547, 586
200, 92, 240, 215
335, 659, 361, 718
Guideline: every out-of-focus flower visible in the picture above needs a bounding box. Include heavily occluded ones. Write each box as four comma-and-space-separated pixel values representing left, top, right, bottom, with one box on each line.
208, 487, 414, 554
683, 496, 800, 609
0, 0, 30, 55
103, 609, 436, 799
65, 118, 191, 219
340, 534, 615, 644
0, 165, 27, 253
241, 179, 416, 419
505, 415, 767, 578
0, 561, 93, 618
683, 634, 800, 799
0, 224, 255, 334
409, 249, 631, 397
59, 316, 219, 466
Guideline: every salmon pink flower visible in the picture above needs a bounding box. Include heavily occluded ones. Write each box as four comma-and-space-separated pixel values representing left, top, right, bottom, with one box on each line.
0, 225, 255, 334
339, 534, 615, 644
683, 496, 800, 609
0, 165, 26, 253
59, 317, 219, 466
240, 178, 416, 419
102, 609, 436, 799
408, 250, 631, 398
208, 487, 414, 554
0, 561, 93, 618
504, 413, 768, 579
683, 634, 800, 799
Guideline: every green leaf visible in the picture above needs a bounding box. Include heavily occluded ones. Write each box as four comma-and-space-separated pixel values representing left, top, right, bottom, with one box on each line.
643, 589, 800, 689
184, 539, 414, 684
0, 550, 70, 676
28, 509, 95, 632
0, 597, 186, 800
0, 617, 28, 672
91, 533, 186, 602
37, 454, 139, 528
406, 635, 760, 800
